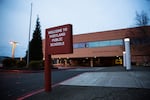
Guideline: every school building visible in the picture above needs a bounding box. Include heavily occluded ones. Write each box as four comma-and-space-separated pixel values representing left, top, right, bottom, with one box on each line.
43, 26, 150, 67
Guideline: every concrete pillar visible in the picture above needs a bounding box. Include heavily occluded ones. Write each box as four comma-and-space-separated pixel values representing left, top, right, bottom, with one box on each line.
64, 59, 67, 67
124, 38, 131, 70
90, 58, 93, 67
57, 59, 59, 64
123, 51, 126, 67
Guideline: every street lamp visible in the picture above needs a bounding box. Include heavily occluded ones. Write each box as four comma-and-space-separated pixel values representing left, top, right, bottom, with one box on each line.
10, 41, 18, 58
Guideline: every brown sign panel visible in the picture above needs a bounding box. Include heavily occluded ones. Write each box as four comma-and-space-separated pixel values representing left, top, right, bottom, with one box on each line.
45, 24, 73, 55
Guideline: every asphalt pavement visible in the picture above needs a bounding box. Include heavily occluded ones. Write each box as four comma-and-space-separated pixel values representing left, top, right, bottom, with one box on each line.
24, 66, 150, 100
0, 69, 84, 100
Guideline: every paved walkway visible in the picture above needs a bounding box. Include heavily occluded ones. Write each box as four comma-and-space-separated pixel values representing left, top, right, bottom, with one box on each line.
60, 71, 150, 89
24, 66, 150, 100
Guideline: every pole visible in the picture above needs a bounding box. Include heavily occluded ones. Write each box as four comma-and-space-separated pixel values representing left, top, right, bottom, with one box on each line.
10, 41, 17, 58
124, 38, 131, 70
11, 43, 16, 58
44, 30, 51, 91
44, 54, 51, 92
27, 3, 32, 67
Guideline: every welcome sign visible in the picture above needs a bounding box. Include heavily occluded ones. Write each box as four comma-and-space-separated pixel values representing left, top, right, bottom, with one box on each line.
44, 24, 73, 92
45, 24, 73, 55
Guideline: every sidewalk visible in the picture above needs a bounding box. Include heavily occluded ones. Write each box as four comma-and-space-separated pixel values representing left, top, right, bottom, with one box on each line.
24, 66, 150, 100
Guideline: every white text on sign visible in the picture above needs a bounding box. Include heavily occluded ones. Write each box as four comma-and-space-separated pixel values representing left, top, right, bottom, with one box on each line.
48, 28, 68, 47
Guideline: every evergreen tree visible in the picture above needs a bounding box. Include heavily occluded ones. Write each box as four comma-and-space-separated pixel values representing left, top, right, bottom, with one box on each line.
27, 16, 43, 62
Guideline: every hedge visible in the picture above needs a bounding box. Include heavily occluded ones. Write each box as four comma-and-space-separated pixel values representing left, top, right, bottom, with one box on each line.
29, 60, 44, 70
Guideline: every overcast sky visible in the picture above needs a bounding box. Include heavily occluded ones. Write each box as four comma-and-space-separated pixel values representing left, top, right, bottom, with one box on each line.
0, 0, 150, 57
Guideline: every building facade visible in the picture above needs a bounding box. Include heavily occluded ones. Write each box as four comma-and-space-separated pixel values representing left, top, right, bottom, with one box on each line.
43, 26, 150, 67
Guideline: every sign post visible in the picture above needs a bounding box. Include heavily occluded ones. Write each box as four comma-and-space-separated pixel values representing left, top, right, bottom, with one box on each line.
45, 24, 73, 92
44, 54, 51, 91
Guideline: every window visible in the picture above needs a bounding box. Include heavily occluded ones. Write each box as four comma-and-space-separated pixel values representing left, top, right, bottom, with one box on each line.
100, 41, 110, 47
110, 39, 123, 46
73, 42, 87, 48
74, 39, 123, 48
87, 41, 99, 48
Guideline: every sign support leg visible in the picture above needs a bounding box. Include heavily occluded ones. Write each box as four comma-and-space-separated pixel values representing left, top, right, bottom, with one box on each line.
44, 54, 51, 92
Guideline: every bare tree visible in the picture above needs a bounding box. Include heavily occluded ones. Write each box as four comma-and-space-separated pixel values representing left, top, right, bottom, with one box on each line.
128, 11, 150, 45
134, 11, 150, 43
135, 11, 149, 26
127, 11, 150, 65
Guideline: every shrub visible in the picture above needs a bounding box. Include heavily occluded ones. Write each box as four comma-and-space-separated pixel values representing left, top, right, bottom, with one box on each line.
29, 60, 44, 70
16, 60, 26, 68
2, 58, 17, 68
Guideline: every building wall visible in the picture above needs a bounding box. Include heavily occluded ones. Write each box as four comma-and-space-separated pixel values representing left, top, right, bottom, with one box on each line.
43, 26, 150, 66
73, 29, 126, 43
52, 46, 123, 58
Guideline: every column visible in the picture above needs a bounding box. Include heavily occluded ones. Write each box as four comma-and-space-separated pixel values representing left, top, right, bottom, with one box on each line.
123, 51, 126, 67
124, 38, 131, 70
90, 58, 93, 67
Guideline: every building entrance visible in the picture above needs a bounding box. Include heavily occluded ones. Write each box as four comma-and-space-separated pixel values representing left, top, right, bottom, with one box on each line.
53, 56, 122, 67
